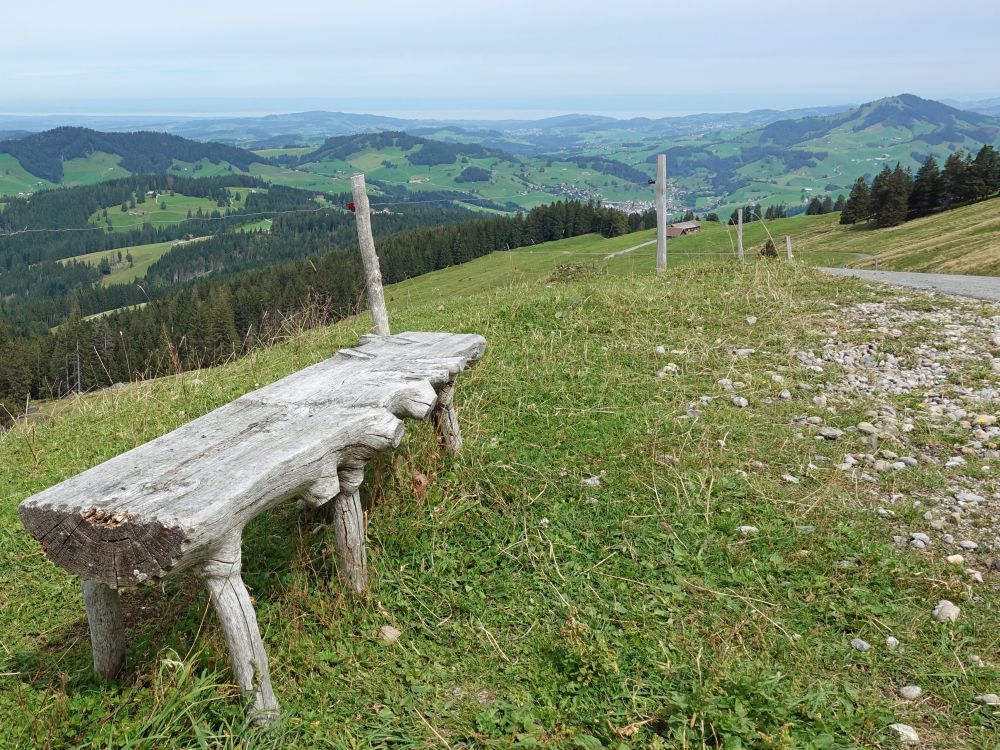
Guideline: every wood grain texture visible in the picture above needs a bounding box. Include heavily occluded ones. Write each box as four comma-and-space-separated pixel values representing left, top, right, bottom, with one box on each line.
431, 378, 462, 453
81, 580, 126, 679
199, 535, 279, 723
332, 489, 368, 592
19, 332, 486, 588
351, 173, 391, 337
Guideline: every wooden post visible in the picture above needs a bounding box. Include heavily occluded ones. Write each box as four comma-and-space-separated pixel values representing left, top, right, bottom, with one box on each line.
82, 580, 126, 680
785, 235, 793, 262
655, 154, 667, 274
350, 173, 390, 337
199, 535, 279, 725
737, 208, 744, 262
331, 489, 368, 592
432, 377, 463, 453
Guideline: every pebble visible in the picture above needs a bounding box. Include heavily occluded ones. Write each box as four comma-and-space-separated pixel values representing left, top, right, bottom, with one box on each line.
857, 422, 878, 435
932, 600, 960, 623
886, 636, 900, 650
782, 474, 800, 484
738, 525, 759, 536
974, 693, 1000, 706
945, 554, 965, 565
851, 638, 872, 652
581, 474, 604, 487
746, 316, 757, 325
959, 539, 979, 550
967, 569, 984, 583
888, 724, 920, 744
818, 426, 844, 440
379, 625, 402, 644
732, 396, 749, 408
779, 389, 792, 400
654, 345, 666, 355
898, 685, 923, 700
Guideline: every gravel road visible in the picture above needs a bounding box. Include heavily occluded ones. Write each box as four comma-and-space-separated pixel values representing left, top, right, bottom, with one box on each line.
820, 268, 1000, 302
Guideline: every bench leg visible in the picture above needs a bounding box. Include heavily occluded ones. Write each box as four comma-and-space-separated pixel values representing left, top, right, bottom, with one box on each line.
200, 544, 279, 725
432, 378, 463, 453
332, 489, 368, 592
82, 580, 126, 680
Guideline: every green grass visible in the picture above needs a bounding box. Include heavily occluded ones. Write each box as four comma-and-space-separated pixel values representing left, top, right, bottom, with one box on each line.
89, 192, 229, 233
2, 232, 999, 747
788, 199, 1000, 275
61, 151, 131, 186
60, 237, 210, 286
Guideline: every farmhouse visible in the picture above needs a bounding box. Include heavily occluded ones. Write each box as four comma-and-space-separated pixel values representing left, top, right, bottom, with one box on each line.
666, 220, 700, 238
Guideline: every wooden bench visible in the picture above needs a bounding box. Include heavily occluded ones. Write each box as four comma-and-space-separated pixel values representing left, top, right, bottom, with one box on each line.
18, 330, 486, 723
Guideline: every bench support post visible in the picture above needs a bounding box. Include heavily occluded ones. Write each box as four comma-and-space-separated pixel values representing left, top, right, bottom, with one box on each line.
82, 580, 126, 680
432, 378, 463, 453
199, 537, 279, 725
332, 489, 368, 592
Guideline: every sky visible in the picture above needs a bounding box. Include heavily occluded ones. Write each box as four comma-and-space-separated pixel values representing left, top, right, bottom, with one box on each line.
3, 0, 999, 118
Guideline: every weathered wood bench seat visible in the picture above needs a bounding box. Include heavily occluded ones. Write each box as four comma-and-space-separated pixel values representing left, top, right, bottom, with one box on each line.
19, 330, 486, 722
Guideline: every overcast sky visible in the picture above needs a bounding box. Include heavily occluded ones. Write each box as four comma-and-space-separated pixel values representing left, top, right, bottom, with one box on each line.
3, 0, 999, 117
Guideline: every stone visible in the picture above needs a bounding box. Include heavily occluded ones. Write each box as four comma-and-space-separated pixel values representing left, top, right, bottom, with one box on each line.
967, 569, 984, 583
974, 693, 1000, 706
379, 625, 402, 644
885, 636, 900, 650
782, 474, 800, 484
654, 345, 666, 355
959, 540, 979, 551
888, 724, 920, 744
732, 396, 749, 408
898, 685, 922, 700
738, 525, 759, 536
932, 600, 960, 623
945, 554, 965, 565
819, 427, 844, 440
746, 316, 757, 326
857, 422, 878, 435
779, 389, 792, 400
851, 638, 871, 651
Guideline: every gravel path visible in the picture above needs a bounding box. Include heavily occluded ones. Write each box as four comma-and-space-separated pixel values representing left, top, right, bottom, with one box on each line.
820, 268, 1000, 302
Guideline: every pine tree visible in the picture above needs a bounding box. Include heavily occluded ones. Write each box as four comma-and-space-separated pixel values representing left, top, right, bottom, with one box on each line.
833, 194, 846, 212
908, 155, 942, 218
821, 195, 834, 214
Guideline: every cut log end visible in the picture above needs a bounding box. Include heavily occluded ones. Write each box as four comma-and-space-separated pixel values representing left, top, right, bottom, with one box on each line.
19, 504, 184, 587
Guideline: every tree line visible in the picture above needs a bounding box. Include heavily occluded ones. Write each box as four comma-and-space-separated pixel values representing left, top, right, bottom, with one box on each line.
0, 200, 633, 425
840, 145, 1000, 227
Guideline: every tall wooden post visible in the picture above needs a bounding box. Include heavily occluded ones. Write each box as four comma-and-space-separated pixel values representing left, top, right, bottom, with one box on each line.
785, 235, 793, 261
737, 208, 744, 262
655, 154, 667, 274
350, 173, 390, 336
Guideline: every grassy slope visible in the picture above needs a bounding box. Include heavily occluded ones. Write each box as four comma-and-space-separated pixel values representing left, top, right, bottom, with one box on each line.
2, 233, 999, 748
790, 200, 1000, 275
59, 237, 211, 286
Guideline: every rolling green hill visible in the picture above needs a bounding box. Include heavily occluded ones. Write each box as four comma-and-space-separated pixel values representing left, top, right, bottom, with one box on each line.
3, 229, 999, 748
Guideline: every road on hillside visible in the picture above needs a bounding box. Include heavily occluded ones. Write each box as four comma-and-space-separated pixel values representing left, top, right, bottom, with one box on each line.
820, 268, 1000, 303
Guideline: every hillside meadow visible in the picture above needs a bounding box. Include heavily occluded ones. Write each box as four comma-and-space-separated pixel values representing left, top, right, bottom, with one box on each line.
2, 229, 999, 748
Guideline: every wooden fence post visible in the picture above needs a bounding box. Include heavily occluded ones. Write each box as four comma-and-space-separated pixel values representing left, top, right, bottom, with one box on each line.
785, 235, 793, 262
737, 208, 744, 262
656, 154, 667, 274
351, 173, 390, 336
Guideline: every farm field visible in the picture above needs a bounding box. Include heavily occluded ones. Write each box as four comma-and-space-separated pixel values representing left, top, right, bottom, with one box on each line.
4, 227, 999, 748
89, 192, 236, 233
60, 237, 210, 286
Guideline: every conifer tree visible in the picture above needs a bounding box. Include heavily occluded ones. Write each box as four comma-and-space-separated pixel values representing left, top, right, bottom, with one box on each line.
908, 155, 942, 218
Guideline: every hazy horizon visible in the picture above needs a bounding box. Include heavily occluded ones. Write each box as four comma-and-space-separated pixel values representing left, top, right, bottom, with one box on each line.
3, 0, 999, 122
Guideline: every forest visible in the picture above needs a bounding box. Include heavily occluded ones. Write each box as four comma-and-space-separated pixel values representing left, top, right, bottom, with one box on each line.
840, 144, 1000, 227
0, 199, 633, 424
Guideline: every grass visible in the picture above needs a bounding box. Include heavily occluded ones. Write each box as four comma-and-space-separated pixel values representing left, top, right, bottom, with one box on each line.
89, 192, 230, 233
59, 237, 210, 287
788, 199, 1000, 275
2, 231, 999, 748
